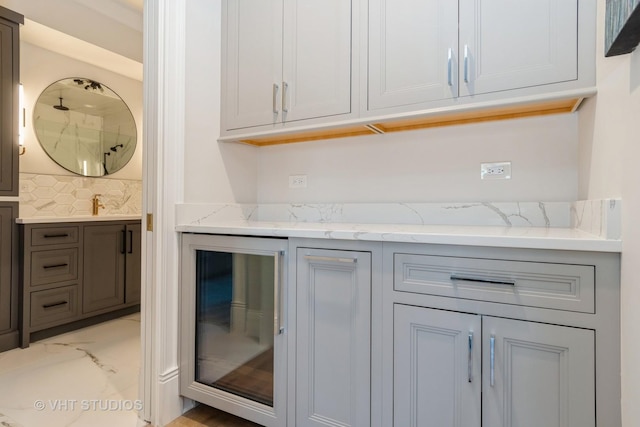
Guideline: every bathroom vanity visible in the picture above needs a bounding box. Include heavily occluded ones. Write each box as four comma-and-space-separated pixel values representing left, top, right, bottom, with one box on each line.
18, 217, 142, 347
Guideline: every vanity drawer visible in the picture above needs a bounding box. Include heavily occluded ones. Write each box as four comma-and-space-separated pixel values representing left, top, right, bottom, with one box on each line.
394, 253, 595, 313
30, 285, 80, 329
31, 226, 79, 246
31, 248, 79, 286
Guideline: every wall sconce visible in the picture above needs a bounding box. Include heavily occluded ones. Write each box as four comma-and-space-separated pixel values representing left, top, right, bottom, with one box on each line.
18, 83, 25, 155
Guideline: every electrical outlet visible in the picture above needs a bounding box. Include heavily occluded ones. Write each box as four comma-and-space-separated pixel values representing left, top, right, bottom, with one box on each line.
289, 174, 307, 188
481, 162, 511, 180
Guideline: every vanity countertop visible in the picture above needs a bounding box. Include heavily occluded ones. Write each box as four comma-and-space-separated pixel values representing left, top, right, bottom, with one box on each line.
176, 221, 622, 253
16, 215, 142, 224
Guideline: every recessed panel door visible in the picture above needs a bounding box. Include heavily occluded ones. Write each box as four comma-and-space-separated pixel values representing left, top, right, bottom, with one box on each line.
483, 316, 595, 427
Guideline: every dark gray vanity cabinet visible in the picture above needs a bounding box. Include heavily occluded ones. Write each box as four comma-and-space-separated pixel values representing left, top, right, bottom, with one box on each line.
0, 6, 22, 196
20, 220, 141, 347
0, 202, 18, 351
83, 222, 141, 313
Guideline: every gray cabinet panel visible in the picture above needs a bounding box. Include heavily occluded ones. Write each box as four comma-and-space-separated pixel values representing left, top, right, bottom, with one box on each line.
296, 248, 371, 427
0, 203, 17, 340
394, 305, 481, 427
482, 317, 595, 427
83, 224, 126, 313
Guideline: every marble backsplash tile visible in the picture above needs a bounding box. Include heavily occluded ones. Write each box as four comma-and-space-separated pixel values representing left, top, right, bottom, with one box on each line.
176, 199, 622, 239
19, 173, 142, 218
177, 202, 571, 228
571, 199, 621, 239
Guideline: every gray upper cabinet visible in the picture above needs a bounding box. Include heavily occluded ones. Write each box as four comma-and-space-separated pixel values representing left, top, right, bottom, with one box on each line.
368, 0, 458, 110
368, 0, 590, 114
0, 202, 18, 351
0, 7, 22, 196
221, 0, 354, 133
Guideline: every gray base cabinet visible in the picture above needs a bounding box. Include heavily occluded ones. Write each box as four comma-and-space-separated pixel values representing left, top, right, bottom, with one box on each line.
0, 203, 18, 351
394, 305, 595, 427
179, 236, 620, 427
296, 247, 371, 427
20, 220, 141, 347
381, 243, 620, 427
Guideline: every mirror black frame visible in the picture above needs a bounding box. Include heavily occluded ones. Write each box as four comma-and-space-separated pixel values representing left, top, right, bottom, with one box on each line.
33, 77, 137, 177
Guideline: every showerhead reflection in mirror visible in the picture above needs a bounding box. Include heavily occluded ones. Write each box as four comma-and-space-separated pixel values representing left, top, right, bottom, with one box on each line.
33, 77, 137, 177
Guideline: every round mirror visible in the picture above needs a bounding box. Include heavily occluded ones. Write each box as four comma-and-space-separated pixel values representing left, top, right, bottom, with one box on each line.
33, 78, 137, 177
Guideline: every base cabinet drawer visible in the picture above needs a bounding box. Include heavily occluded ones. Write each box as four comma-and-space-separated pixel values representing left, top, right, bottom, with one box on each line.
30, 285, 80, 329
394, 253, 595, 313
30, 248, 79, 286
31, 226, 79, 246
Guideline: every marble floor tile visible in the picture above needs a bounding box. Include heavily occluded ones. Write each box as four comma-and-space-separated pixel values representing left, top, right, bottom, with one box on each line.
0, 313, 143, 427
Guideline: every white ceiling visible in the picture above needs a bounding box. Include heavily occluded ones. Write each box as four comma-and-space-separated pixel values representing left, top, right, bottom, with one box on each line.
0, 0, 144, 63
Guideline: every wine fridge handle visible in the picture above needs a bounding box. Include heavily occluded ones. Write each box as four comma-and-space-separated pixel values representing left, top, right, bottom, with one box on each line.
274, 251, 285, 336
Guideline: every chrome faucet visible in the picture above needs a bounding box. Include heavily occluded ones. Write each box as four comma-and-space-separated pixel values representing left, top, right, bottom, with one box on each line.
92, 194, 104, 216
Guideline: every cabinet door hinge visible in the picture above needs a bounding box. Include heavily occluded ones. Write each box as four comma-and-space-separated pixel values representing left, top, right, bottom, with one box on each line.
146, 213, 153, 232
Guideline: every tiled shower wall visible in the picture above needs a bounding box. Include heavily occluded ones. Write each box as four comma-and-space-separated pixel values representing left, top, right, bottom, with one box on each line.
19, 173, 142, 218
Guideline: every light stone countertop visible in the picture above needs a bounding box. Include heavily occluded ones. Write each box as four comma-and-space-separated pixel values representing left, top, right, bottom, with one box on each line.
176, 220, 622, 253
16, 215, 142, 224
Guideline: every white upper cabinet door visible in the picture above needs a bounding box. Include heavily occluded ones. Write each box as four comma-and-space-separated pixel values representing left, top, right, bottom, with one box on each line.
368, 0, 458, 111
223, 0, 283, 130
394, 305, 481, 427
482, 317, 595, 427
281, 0, 353, 123
459, 0, 578, 97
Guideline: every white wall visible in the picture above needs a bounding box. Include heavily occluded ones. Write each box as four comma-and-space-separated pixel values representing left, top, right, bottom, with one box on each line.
20, 41, 143, 180
577, 3, 640, 426
257, 114, 578, 203
183, 3, 579, 206
184, 0, 258, 204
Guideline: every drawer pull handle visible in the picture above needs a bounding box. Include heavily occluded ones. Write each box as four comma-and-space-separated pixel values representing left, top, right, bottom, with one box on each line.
490, 335, 496, 387
450, 275, 515, 286
304, 255, 357, 264
43, 301, 68, 309
43, 233, 69, 238
43, 263, 69, 269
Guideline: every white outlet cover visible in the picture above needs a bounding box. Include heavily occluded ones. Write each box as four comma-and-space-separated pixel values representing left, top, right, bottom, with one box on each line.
289, 174, 308, 188
481, 162, 511, 180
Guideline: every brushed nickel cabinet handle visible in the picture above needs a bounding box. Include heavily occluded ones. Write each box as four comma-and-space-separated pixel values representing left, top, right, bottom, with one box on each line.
282, 81, 289, 113
273, 83, 279, 114
274, 251, 285, 336
464, 44, 469, 83
304, 255, 357, 264
448, 48, 453, 86
490, 335, 496, 387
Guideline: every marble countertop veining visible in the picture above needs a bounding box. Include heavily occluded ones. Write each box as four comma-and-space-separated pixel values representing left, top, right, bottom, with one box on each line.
16, 215, 142, 224
176, 220, 622, 252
